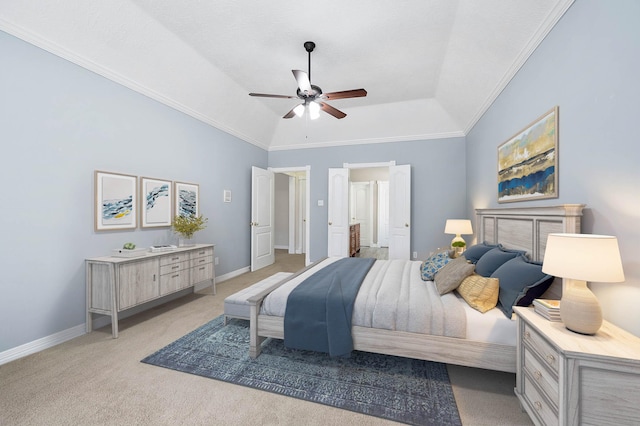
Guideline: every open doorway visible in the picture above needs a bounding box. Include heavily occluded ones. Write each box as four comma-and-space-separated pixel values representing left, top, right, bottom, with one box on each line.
327, 162, 411, 260
349, 167, 390, 260
272, 167, 310, 268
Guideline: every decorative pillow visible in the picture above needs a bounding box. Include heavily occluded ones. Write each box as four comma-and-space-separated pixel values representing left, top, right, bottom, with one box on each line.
457, 274, 499, 313
492, 255, 554, 318
434, 257, 475, 295
420, 250, 452, 281
474, 247, 525, 277
463, 242, 499, 264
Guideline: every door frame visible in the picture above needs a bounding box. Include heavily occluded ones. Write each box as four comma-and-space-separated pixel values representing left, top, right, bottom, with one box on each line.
269, 166, 311, 266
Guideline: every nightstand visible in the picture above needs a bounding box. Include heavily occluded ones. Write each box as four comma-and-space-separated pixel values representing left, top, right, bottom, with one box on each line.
514, 306, 640, 425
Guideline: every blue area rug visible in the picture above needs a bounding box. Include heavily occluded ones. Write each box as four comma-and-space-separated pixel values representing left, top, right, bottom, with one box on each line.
142, 316, 461, 426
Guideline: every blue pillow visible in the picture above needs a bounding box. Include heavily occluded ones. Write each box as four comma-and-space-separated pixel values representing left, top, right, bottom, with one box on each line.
474, 247, 524, 277
463, 242, 499, 263
492, 255, 554, 318
420, 251, 452, 281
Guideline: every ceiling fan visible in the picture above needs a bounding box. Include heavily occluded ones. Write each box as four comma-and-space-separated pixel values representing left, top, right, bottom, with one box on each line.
249, 41, 367, 120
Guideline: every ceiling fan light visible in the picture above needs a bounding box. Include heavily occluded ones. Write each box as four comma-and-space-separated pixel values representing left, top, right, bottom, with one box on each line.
293, 104, 305, 117
309, 101, 320, 120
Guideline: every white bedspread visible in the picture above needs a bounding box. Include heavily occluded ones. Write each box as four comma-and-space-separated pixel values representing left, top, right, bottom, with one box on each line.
261, 258, 466, 339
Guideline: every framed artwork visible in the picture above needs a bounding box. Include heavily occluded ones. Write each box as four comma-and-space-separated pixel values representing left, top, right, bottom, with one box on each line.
498, 106, 559, 203
94, 171, 137, 231
174, 181, 199, 217
140, 177, 173, 228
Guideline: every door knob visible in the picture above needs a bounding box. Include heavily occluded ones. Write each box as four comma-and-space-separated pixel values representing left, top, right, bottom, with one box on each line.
328, 222, 332, 225
405, 223, 409, 227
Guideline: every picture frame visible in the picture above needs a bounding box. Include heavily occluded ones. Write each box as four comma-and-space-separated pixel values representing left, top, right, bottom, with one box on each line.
498, 106, 559, 203
94, 170, 137, 231
140, 177, 173, 228
174, 181, 199, 217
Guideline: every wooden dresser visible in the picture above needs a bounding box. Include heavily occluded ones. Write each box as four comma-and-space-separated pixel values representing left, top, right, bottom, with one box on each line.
86, 244, 215, 338
514, 307, 640, 425
349, 223, 360, 257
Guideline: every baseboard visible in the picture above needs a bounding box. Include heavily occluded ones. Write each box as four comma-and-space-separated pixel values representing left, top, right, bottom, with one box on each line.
0, 324, 85, 366
274, 245, 288, 250
216, 266, 250, 283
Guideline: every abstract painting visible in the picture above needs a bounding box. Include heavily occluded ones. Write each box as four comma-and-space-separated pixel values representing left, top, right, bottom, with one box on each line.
498, 106, 558, 203
175, 182, 199, 217
140, 177, 172, 228
95, 171, 137, 231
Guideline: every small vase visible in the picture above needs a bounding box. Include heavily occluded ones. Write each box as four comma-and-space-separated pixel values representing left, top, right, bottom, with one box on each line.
179, 236, 195, 247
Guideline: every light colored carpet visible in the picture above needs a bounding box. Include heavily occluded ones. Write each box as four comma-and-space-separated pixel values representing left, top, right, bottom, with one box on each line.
0, 250, 532, 425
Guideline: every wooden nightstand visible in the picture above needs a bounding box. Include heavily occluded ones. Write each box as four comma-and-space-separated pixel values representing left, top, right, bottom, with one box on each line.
514, 306, 640, 425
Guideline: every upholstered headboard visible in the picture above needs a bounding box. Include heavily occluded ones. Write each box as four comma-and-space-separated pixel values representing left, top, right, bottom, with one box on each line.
475, 204, 585, 299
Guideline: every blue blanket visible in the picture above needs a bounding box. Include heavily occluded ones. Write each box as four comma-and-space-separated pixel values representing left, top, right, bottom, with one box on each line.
284, 257, 375, 357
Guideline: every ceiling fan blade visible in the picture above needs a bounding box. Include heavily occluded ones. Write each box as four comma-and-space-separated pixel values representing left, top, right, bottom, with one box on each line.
283, 107, 297, 119
323, 89, 367, 100
292, 70, 312, 93
319, 102, 347, 119
249, 93, 296, 99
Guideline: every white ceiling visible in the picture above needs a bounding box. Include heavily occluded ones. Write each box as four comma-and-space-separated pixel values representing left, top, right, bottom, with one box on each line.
1, 0, 574, 150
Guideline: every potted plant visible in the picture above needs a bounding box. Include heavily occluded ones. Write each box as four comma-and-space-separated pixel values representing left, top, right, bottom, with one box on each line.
172, 214, 208, 247
451, 240, 466, 258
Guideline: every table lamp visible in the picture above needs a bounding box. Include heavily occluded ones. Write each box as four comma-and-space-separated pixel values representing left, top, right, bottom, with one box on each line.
444, 219, 473, 257
542, 233, 625, 335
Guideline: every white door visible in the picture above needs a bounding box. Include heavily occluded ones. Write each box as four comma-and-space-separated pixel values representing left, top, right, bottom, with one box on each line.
298, 177, 307, 254
388, 164, 411, 259
350, 182, 372, 247
251, 166, 275, 271
327, 168, 349, 257
377, 181, 390, 247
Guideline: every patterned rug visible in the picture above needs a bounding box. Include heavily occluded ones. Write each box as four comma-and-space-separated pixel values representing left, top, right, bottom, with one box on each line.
142, 316, 461, 426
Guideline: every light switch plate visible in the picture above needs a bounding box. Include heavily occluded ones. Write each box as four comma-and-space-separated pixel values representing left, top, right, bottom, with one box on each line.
317, 200, 324, 206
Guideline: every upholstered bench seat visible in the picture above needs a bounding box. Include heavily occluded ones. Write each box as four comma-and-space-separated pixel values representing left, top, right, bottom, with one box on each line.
224, 272, 293, 324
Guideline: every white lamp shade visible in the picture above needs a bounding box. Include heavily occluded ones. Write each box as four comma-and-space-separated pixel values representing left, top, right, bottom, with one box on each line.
542, 233, 625, 283
444, 219, 473, 235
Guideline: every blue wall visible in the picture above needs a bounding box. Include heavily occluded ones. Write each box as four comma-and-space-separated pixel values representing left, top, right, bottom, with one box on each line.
269, 137, 467, 263
0, 31, 267, 352
466, 0, 640, 336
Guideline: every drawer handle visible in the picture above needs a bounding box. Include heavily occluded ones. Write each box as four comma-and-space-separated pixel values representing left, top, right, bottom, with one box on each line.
546, 354, 555, 364
199, 259, 205, 263
199, 267, 205, 270
199, 251, 205, 255
534, 401, 542, 411
172, 266, 180, 270
172, 274, 180, 278
534, 370, 542, 380
171, 257, 179, 261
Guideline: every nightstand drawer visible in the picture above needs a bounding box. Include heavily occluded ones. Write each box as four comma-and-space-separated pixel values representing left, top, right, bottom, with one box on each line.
523, 375, 558, 425
523, 323, 559, 375
523, 346, 558, 407
160, 253, 188, 266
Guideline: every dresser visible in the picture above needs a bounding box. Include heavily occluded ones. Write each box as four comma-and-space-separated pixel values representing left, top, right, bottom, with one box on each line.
514, 307, 640, 425
86, 244, 215, 338
349, 223, 360, 257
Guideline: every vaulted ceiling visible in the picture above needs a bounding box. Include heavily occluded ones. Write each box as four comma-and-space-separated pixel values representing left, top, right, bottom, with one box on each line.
1, 0, 574, 150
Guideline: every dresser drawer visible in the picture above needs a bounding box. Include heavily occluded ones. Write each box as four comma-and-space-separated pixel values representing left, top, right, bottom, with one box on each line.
523, 375, 558, 425
523, 323, 559, 375
190, 255, 212, 268
191, 247, 213, 259
523, 346, 559, 408
160, 260, 189, 276
191, 263, 213, 284
160, 253, 188, 266
160, 269, 190, 294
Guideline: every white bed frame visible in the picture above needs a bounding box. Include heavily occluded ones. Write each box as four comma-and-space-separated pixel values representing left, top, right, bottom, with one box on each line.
248, 204, 585, 373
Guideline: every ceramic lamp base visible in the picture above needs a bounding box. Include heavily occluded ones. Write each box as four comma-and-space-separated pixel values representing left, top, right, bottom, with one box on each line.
560, 279, 603, 335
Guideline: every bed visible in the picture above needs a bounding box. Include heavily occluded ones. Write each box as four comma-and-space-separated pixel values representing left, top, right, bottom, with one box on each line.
247, 204, 585, 373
